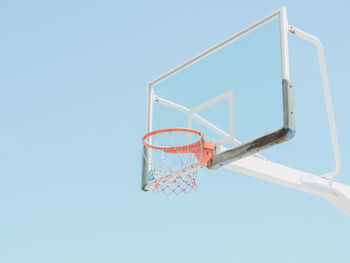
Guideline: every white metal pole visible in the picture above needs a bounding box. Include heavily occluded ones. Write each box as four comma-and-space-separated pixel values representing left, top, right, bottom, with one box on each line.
224, 155, 350, 217
288, 25, 342, 179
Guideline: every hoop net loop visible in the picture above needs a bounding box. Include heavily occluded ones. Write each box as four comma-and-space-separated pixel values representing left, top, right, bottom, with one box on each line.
142, 128, 214, 195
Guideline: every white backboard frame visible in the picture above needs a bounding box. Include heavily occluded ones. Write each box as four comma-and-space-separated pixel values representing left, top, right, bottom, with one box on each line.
141, 7, 350, 217
142, 7, 294, 190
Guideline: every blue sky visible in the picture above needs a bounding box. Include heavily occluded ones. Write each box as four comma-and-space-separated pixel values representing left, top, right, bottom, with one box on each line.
1, 1, 350, 262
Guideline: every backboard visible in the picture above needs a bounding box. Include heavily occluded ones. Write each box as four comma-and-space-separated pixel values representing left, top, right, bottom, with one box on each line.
142, 7, 294, 191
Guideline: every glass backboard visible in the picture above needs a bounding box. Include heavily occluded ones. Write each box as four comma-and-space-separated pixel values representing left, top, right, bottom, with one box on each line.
142, 8, 294, 191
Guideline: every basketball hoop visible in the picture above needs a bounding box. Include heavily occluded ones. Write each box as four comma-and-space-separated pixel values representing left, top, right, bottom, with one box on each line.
142, 128, 214, 195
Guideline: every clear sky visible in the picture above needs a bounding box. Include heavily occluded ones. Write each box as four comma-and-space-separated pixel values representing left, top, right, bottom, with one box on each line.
1, 1, 350, 263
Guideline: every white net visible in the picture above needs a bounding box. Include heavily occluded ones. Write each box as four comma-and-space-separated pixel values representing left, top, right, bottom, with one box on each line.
143, 130, 204, 195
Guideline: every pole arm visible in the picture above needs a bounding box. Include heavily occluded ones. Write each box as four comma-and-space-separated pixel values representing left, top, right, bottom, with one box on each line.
288, 25, 342, 179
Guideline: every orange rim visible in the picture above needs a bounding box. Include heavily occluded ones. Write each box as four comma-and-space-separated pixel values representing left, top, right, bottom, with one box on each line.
142, 128, 204, 154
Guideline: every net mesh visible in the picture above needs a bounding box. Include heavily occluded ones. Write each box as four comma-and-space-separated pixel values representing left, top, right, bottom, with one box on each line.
143, 130, 204, 195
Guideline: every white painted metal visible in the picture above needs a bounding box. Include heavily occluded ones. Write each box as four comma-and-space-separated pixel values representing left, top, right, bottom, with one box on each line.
288, 25, 341, 179
144, 84, 154, 174
280, 7, 290, 80
224, 155, 350, 217
146, 84, 154, 133
148, 7, 287, 87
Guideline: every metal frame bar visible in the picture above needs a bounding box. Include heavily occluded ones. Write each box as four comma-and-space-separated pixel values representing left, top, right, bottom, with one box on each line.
280, 7, 290, 80
148, 8, 286, 87
288, 25, 341, 179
